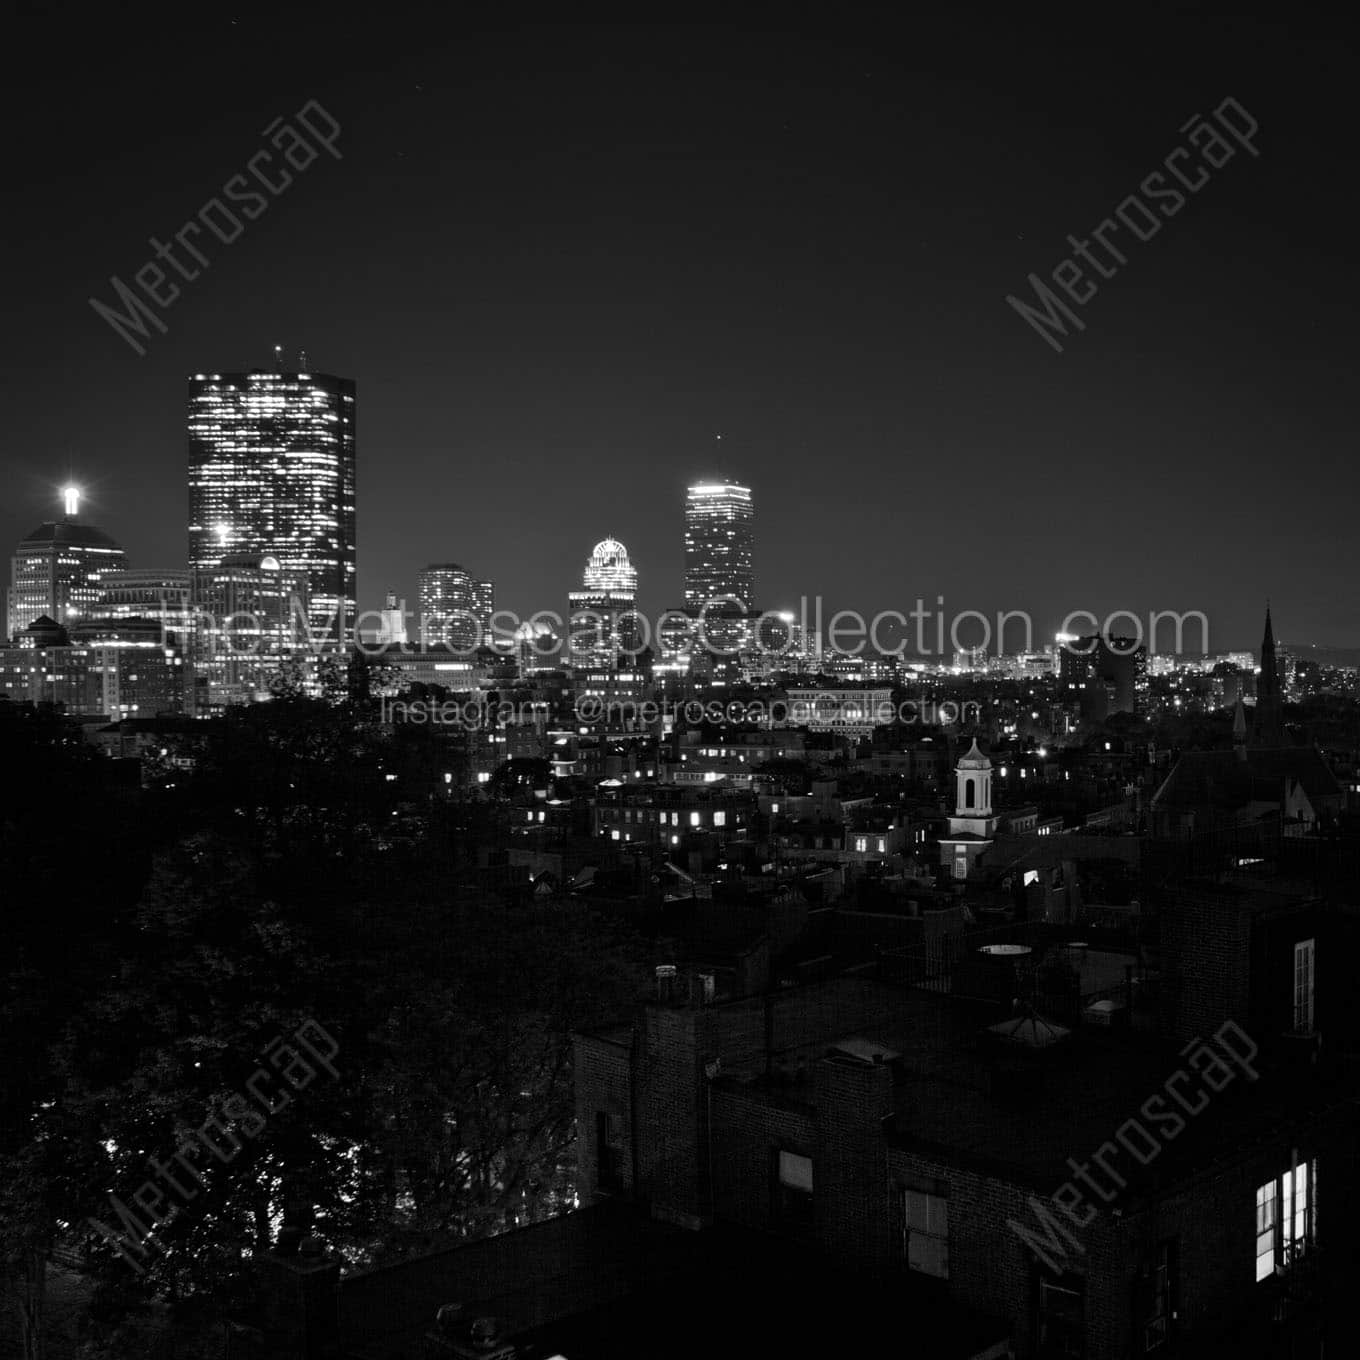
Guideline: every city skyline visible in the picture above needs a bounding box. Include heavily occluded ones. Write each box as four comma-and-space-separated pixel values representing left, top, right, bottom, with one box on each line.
5, 18, 1359, 1359
5, 18, 1357, 653
9, 469, 1354, 663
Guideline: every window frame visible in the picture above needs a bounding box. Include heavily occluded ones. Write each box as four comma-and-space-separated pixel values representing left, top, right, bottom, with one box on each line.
1255, 1159, 1316, 1280
1037, 1273, 1085, 1359
773, 1147, 814, 1237
1292, 938, 1315, 1034
901, 1187, 950, 1280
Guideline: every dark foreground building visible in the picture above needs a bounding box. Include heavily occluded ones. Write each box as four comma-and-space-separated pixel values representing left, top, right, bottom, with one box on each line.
228, 863, 1360, 1359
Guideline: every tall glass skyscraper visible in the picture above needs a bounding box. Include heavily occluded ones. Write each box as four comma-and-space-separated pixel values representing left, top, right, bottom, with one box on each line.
683, 480, 753, 612
187, 365, 356, 647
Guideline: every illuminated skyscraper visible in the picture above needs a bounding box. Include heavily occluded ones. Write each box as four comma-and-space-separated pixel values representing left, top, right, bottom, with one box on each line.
7, 488, 127, 640
471, 578, 495, 646
684, 480, 753, 612
419, 563, 493, 652
569, 538, 640, 670
187, 364, 356, 648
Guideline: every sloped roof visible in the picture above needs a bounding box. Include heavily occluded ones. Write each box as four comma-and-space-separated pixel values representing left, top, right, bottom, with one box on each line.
1151, 746, 1342, 813
957, 737, 991, 770
20, 520, 122, 549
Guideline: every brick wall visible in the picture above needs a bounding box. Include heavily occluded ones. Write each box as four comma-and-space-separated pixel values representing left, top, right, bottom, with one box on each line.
1161, 890, 1252, 1046
813, 1057, 893, 1272
573, 1031, 634, 1201
635, 1002, 717, 1228
709, 1086, 813, 1233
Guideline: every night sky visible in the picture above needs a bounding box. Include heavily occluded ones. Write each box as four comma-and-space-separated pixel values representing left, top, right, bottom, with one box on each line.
6, 15, 1357, 653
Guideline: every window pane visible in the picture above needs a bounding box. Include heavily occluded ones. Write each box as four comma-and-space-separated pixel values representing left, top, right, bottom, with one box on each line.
1255, 1182, 1275, 1234
1256, 1180, 1277, 1280
1293, 939, 1315, 1030
778, 1151, 813, 1192
905, 1190, 927, 1228
908, 1234, 948, 1278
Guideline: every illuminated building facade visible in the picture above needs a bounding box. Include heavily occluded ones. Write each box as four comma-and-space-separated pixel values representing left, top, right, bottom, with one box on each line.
418, 563, 492, 652
189, 553, 310, 711
7, 490, 127, 640
96, 569, 192, 645
471, 578, 494, 646
937, 737, 1000, 879
377, 590, 409, 645
0, 615, 184, 717
187, 366, 356, 649
684, 480, 753, 613
569, 538, 640, 671
70, 618, 187, 717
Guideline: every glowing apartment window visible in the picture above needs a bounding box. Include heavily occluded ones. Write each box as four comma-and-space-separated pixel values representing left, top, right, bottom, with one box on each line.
690, 811, 701, 827
714, 810, 726, 827
1293, 938, 1315, 1033
1255, 1180, 1275, 1281
855, 836, 868, 853
1256, 1160, 1315, 1280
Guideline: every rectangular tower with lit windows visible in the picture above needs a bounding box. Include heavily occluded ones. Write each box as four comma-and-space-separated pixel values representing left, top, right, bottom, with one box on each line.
683, 480, 753, 613
187, 364, 356, 649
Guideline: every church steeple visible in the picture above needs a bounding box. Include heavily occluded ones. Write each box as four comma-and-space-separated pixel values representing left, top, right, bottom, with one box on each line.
1251, 604, 1284, 746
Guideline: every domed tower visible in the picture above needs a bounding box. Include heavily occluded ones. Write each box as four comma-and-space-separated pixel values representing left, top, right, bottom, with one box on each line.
938, 738, 1000, 880
7, 488, 127, 641
582, 537, 638, 597
569, 537, 640, 674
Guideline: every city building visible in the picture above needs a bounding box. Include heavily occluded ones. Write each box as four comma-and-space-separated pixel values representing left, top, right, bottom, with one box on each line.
70, 618, 187, 717
684, 479, 753, 613
187, 362, 356, 649
1252, 605, 1284, 746
376, 590, 408, 645
783, 686, 895, 737
1058, 634, 1148, 720
471, 578, 494, 646
418, 563, 492, 653
568, 537, 640, 671
189, 553, 310, 711
938, 738, 1001, 879
0, 615, 184, 717
95, 568, 192, 644
7, 488, 127, 640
